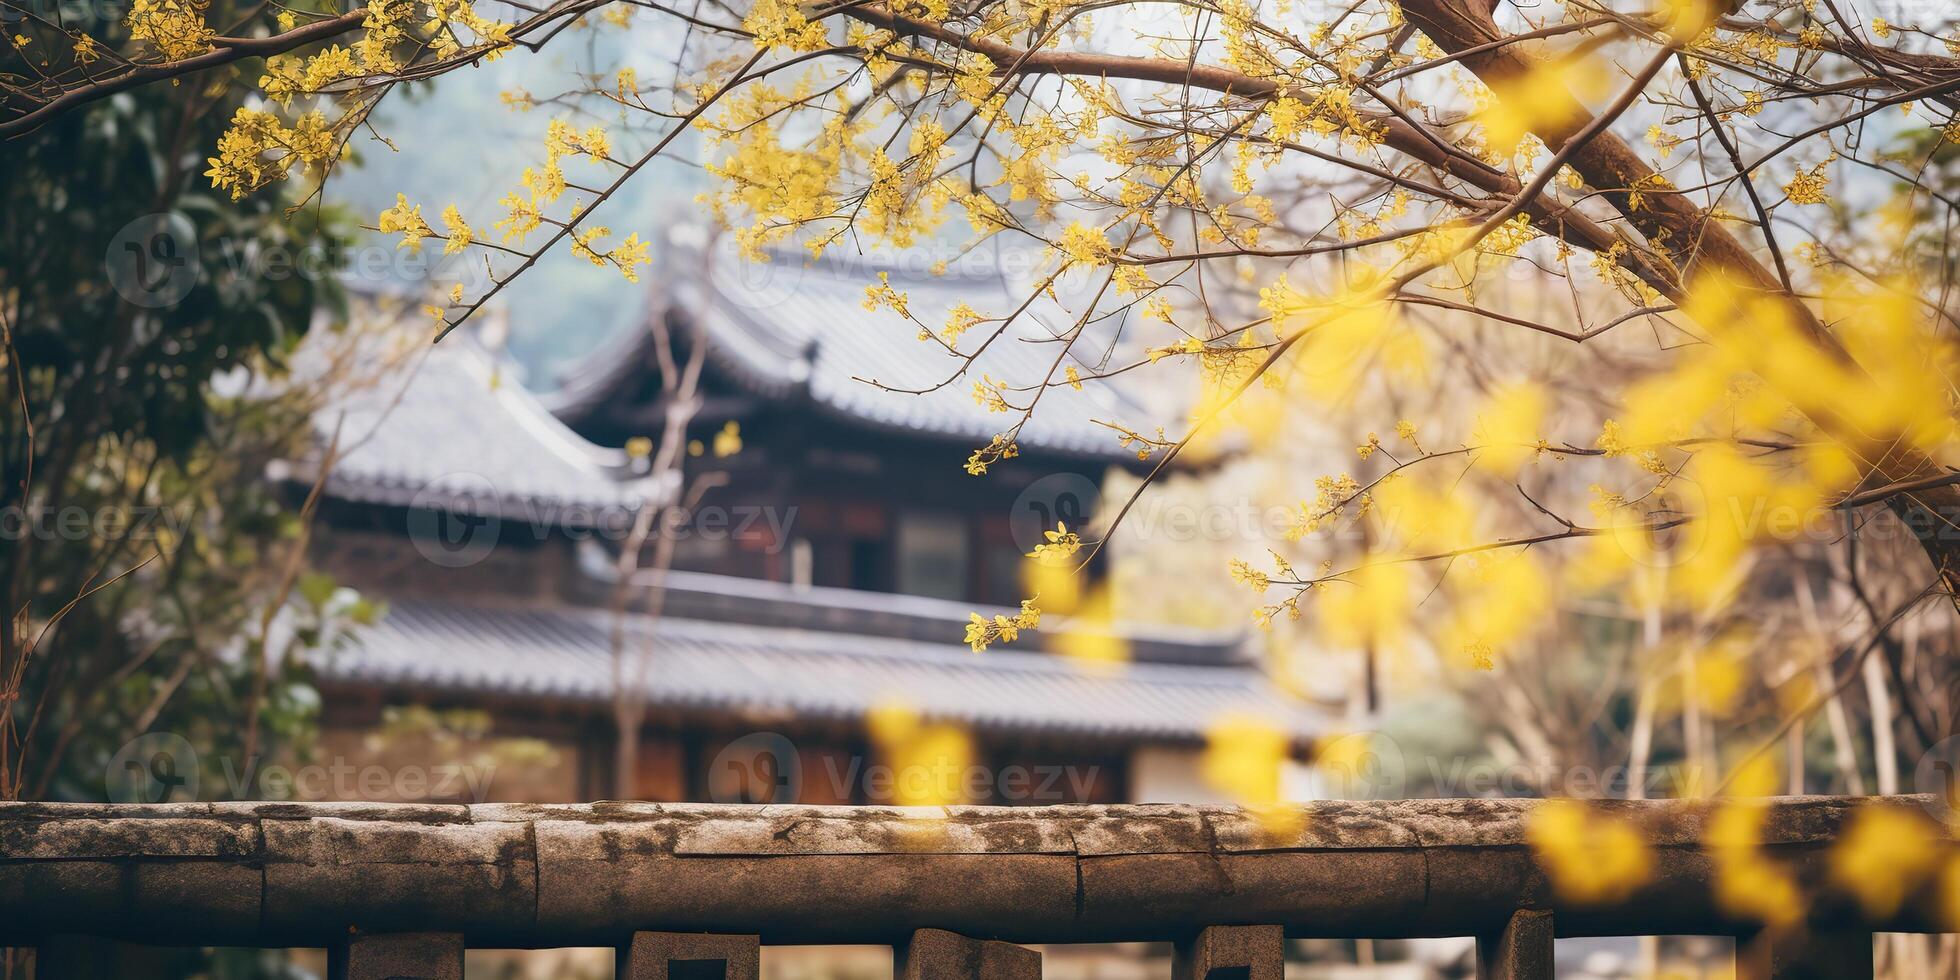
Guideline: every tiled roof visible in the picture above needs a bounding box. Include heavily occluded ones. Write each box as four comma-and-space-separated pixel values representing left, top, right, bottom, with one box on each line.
286, 340, 647, 525
323, 596, 1323, 743
547, 235, 1156, 463
568, 557, 1254, 668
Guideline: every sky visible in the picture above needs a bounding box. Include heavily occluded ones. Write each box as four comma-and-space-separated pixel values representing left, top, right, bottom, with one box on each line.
331, 13, 709, 386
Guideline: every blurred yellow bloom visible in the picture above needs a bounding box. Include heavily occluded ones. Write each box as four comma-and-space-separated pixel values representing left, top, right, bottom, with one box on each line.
1527, 800, 1652, 904
1708, 800, 1804, 928
1372, 476, 1475, 557
1471, 382, 1548, 477
1203, 715, 1297, 837
1318, 560, 1411, 652
1441, 551, 1548, 669
1476, 57, 1608, 156
867, 702, 973, 806
1260, 275, 1423, 405
712, 420, 742, 457
1830, 804, 1940, 919
1021, 558, 1081, 616
1050, 584, 1127, 668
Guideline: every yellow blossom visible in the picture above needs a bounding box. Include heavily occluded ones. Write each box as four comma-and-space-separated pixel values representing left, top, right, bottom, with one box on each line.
1830, 805, 1940, 919
1056, 222, 1113, 266
377, 194, 434, 252
1026, 522, 1082, 566
439, 205, 473, 255
712, 420, 741, 457
1784, 157, 1834, 206
1527, 800, 1652, 904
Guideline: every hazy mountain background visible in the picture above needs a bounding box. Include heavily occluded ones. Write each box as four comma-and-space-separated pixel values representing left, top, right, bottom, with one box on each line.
329, 15, 708, 387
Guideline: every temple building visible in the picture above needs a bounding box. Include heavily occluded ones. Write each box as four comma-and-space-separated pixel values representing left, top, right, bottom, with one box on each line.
279, 237, 1326, 806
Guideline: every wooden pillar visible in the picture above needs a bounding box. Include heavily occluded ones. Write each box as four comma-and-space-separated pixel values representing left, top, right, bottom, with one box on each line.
895, 928, 1041, 980
1172, 924, 1284, 980
1476, 909, 1553, 980
617, 931, 761, 980
328, 931, 464, 980
1739, 930, 1874, 980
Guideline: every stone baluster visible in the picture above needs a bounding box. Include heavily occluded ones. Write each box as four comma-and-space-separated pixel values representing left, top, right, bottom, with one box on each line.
1171, 924, 1284, 980
617, 931, 762, 980
895, 927, 1041, 979
1739, 930, 1873, 980
328, 931, 464, 980
1476, 909, 1552, 980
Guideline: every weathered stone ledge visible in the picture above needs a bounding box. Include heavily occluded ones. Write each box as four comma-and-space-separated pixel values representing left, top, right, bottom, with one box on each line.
0, 797, 1943, 947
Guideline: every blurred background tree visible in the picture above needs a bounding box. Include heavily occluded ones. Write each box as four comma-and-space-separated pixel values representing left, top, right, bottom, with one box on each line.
0, 0, 369, 805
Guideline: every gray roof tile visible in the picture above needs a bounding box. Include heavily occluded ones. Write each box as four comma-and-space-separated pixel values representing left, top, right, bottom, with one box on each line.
295, 342, 644, 523
324, 597, 1323, 743
549, 237, 1157, 463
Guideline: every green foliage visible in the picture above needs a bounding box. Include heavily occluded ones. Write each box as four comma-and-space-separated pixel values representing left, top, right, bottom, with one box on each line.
0, 7, 360, 802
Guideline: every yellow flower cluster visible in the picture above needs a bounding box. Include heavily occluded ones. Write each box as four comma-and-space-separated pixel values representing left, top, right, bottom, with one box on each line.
963, 598, 1041, 653
702, 118, 841, 260
126, 0, 214, 60
742, 0, 827, 52
208, 0, 511, 200
1783, 157, 1834, 206
204, 108, 336, 200
1025, 522, 1083, 566
964, 433, 1019, 476
1055, 222, 1113, 266
377, 194, 435, 251
862, 272, 910, 318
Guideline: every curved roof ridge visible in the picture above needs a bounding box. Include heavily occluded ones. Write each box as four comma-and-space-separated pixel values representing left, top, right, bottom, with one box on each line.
547, 226, 1168, 465
300, 334, 642, 523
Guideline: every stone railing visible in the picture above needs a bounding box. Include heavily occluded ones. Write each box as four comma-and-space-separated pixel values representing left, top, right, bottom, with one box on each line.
0, 796, 1946, 979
